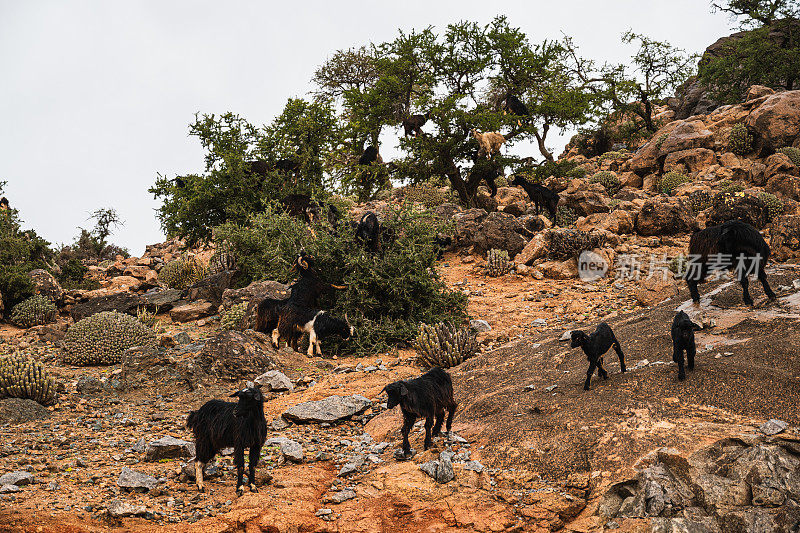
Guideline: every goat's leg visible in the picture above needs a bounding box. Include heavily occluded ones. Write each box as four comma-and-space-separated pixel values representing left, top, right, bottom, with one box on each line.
687, 342, 696, 372
194, 460, 205, 493
612, 336, 626, 373
445, 403, 456, 435
674, 345, 686, 381
534, 200, 541, 216
432, 409, 445, 437
248, 445, 260, 493
584, 361, 597, 391
486, 177, 497, 197
739, 272, 753, 306
596, 356, 609, 380
234, 445, 245, 496
423, 415, 434, 450
400, 413, 416, 457
271, 328, 280, 348
307, 330, 317, 356
759, 267, 776, 301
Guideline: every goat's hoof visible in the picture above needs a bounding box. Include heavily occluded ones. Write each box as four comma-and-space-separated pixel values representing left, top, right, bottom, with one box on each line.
394, 448, 415, 461
249, 484, 259, 493
236, 486, 245, 497
197, 485, 205, 493
678, 374, 686, 381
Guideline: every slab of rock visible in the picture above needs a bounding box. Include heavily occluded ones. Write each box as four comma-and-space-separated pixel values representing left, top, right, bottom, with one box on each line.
117, 467, 158, 492
0, 398, 50, 424
0, 471, 34, 486
142, 289, 183, 311
196, 330, 275, 379
746, 90, 800, 153
169, 300, 214, 323
469, 319, 491, 332
107, 500, 147, 518
329, 489, 357, 503
221, 280, 290, 310
759, 419, 788, 436
266, 437, 304, 463
515, 233, 547, 265
419, 454, 455, 484
283, 395, 372, 424
145, 436, 195, 461
0, 484, 20, 494
70, 293, 145, 321
255, 370, 294, 392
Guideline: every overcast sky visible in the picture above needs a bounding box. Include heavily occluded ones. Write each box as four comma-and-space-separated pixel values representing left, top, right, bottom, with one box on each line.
0, 1, 733, 255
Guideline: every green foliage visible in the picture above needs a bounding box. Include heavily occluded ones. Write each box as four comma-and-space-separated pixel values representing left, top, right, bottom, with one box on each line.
712, 0, 799, 27
404, 183, 453, 208
728, 124, 754, 155
136, 306, 160, 330
555, 206, 578, 227
213, 205, 467, 356
62, 311, 158, 366
659, 171, 691, 195
158, 256, 208, 290
778, 146, 800, 166
758, 192, 784, 220
516, 159, 584, 186
414, 322, 479, 369
589, 171, 622, 195
10, 295, 56, 328
718, 179, 745, 193
546, 229, 606, 259
0, 352, 57, 406
220, 302, 249, 331
689, 190, 713, 212
655, 132, 669, 150
486, 249, 511, 277
598, 150, 629, 161
669, 255, 688, 277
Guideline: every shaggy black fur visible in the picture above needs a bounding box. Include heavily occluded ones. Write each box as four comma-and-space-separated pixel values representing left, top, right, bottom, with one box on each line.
358, 146, 380, 166
355, 212, 381, 252
502, 94, 529, 117
383, 368, 457, 457
470, 159, 504, 197
685, 220, 776, 306
245, 160, 271, 176
0, 197, 8, 210
186, 386, 267, 495
511, 175, 559, 221
402, 112, 429, 137
671, 311, 701, 381
274, 158, 300, 174
570, 323, 626, 391
171, 178, 186, 189
306, 311, 353, 356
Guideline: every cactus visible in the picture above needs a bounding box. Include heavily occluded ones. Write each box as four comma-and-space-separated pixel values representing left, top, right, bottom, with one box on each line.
136, 306, 160, 329
658, 171, 691, 195
158, 256, 208, 290
778, 147, 800, 167
546, 229, 606, 260
718, 179, 745, 194
221, 302, 249, 331
414, 322, 478, 369
689, 190, 712, 212
598, 150, 629, 161
0, 352, 57, 406
62, 311, 158, 366
208, 249, 237, 275
669, 255, 688, 277
589, 171, 622, 195
555, 206, 578, 227
486, 249, 512, 277
9, 295, 57, 328
758, 192, 784, 221
728, 123, 753, 155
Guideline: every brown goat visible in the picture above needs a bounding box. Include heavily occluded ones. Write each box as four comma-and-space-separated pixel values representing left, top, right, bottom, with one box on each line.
471, 130, 505, 158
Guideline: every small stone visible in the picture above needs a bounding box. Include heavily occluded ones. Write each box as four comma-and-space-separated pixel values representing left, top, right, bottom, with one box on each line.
462, 460, 484, 473
524, 384, 536, 391
338, 455, 364, 476
254, 370, 294, 392
0, 485, 20, 494
266, 437, 304, 463
531, 318, 547, 327
330, 489, 356, 503
559, 330, 572, 341
470, 319, 491, 332
760, 419, 789, 436
0, 471, 33, 487
117, 467, 158, 492
545, 385, 557, 392
271, 416, 290, 430
315, 508, 333, 517
76, 375, 105, 394
107, 500, 147, 518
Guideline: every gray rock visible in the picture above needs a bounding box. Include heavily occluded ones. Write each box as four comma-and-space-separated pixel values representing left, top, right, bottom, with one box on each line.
70, 292, 145, 321
266, 437, 304, 463
144, 436, 195, 461
180, 461, 222, 481
470, 319, 491, 332
0, 398, 50, 424
419, 453, 455, 484
545, 385, 558, 392
107, 500, 147, 518
283, 395, 372, 424
531, 318, 547, 327
76, 375, 105, 394
559, 330, 572, 341
760, 419, 788, 436
462, 460, 484, 473
338, 455, 365, 476
142, 288, 183, 311
0, 484, 20, 494
271, 416, 290, 430
117, 467, 158, 492
0, 471, 33, 486
255, 370, 294, 392
330, 489, 357, 503
315, 508, 333, 517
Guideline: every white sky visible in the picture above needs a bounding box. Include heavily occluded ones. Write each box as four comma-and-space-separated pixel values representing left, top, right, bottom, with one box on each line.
0, 1, 733, 255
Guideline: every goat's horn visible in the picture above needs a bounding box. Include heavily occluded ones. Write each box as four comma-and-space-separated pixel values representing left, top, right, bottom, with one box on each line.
331, 284, 347, 290
299, 258, 308, 269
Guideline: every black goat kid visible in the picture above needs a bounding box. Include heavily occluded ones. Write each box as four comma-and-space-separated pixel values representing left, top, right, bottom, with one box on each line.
671, 311, 701, 381
186, 385, 267, 496
383, 368, 457, 458
402, 112, 429, 137
511, 175, 559, 221
570, 323, 626, 391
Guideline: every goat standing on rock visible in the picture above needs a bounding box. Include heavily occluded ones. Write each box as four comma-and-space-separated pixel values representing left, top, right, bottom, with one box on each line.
511, 175, 559, 221
382, 368, 457, 459
570, 323, 626, 391
186, 385, 267, 496
671, 311, 701, 381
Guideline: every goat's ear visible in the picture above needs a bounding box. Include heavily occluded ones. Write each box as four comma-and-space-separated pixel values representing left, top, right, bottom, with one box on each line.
229, 391, 240, 398
399, 383, 409, 397
692, 322, 702, 331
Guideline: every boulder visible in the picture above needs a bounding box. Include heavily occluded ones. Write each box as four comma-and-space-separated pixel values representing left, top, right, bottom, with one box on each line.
635, 198, 694, 236
196, 330, 276, 380
120, 345, 202, 391
184, 270, 238, 308
769, 215, 800, 261
471, 212, 527, 258
419, 453, 455, 484
144, 436, 195, 461
576, 210, 634, 235
107, 501, 147, 518
453, 208, 489, 249
662, 148, 717, 174
431, 202, 462, 221
117, 467, 158, 492
0, 398, 50, 424
764, 152, 798, 178
561, 180, 610, 216
766, 173, 800, 199
633, 274, 680, 306
538, 258, 579, 280
122, 265, 153, 280
142, 288, 183, 311
169, 300, 214, 323
0, 471, 34, 486
283, 395, 372, 424
515, 233, 548, 265
745, 85, 775, 101
708, 193, 771, 229
70, 293, 145, 321
254, 370, 294, 392
265, 437, 304, 463
28, 269, 63, 303
220, 280, 290, 311
668, 78, 721, 120
746, 90, 800, 153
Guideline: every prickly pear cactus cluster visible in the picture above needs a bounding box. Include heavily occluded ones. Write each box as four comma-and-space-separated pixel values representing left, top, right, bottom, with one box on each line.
658, 171, 691, 195
486, 249, 512, 277
555, 206, 578, 227
0, 352, 57, 406
689, 190, 712, 212
62, 311, 158, 366
589, 171, 621, 195
778, 146, 800, 166
9, 295, 57, 328
158, 256, 208, 290
220, 302, 249, 331
414, 322, 478, 369
758, 192, 784, 221
728, 123, 753, 155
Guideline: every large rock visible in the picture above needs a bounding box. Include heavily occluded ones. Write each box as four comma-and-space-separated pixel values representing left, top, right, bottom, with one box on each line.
770, 215, 800, 261
662, 148, 717, 174
598, 436, 800, 532
0, 398, 50, 424
283, 395, 372, 424
169, 300, 214, 323
561, 180, 610, 216
628, 120, 714, 176
0, 471, 34, 486
70, 292, 145, 321
635, 198, 695, 236
142, 289, 183, 311
254, 370, 294, 392
144, 436, 195, 462
107, 500, 147, 518
220, 280, 290, 311
576, 210, 634, 235
538, 258, 579, 280
746, 90, 800, 153
515, 233, 547, 266
265, 437, 304, 463
117, 467, 158, 492
196, 330, 276, 380
184, 270, 238, 308
471, 212, 527, 258
453, 208, 489, 249
767, 173, 800, 200
28, 269, 63, 303
121, 345, 202, 391
707, 193, 771, 229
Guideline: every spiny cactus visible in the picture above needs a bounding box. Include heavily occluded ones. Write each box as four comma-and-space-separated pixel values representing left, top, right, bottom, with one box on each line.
598, 150, 629, 161
158, 256, 208, 290
10, 295, 57, 328
659, 171, 691, 195
62, 311, 158, 366
404, 183, 452, 208
220, 302, 249, 331
546, 229, 606, 260
555, 206, 578, 227
486, 249, 512, 277
778, 147, 800, 167
414, 322, 478, 369
728, 123, 753, 155
136, 306, 160, 329
689, 190, 713, 212
0, 352, 57, 406
718, 179, 745, 193
589, 171, 622, 195
758, 192, 784, 221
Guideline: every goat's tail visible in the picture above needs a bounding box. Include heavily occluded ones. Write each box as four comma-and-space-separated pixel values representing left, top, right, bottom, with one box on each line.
426, 367, 452, 387
187, 410, 199, 431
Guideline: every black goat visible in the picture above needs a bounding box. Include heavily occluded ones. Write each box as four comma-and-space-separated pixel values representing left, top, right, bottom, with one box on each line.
671, 311, 701, 381
355, 212, 381, 252
306, 200, 340, 227
402, 112, 429, 137
511, 175, 559, 221
274, 158, 300, 174
358, 146, 381, 166
186, 385, 267, 496
685, 220, 776, 306
0, 197, 8, 210
470, 158, 504, 197
280, 194, 328, 223
245, 160, 271, 176
382, 367, 457, 458
170, 178, 186, 189
502, 94, 529, 117
570, 323, 626, 391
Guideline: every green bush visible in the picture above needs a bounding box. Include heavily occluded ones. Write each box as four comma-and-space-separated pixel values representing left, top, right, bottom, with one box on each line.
778, 147, 800, 167
718, 179, 745, 194
589, 171, 622, 195
758, 192, 784, 221
659, 171, 691, 195
62, 311, 158, 366
404, 183, 452, 208
213, 205, 467, 356
555, 206, 578, 227
518, 160, 583, 185
158, 256, 208, 290
10, 295, 57, 328
689, 190, 713, 212
597, 150, 629, 161
728, 124, 753, 155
